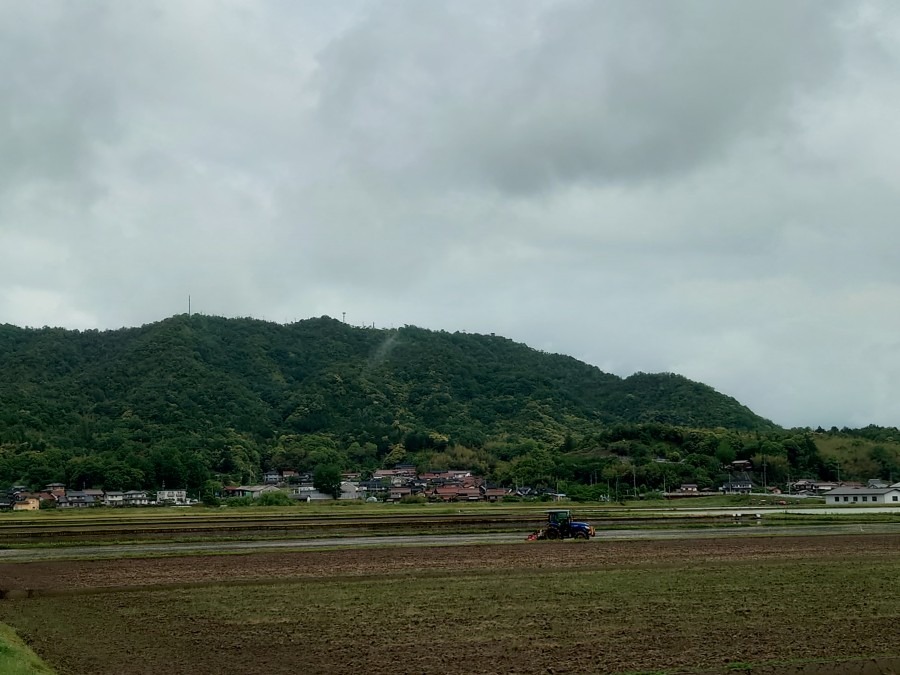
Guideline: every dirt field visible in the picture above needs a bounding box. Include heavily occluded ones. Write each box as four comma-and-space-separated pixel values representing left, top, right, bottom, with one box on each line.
2, 534, 900, 674
0, 533, 897, 593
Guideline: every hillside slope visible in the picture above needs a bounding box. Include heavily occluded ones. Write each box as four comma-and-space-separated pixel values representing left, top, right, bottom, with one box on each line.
0, 315, 776, 489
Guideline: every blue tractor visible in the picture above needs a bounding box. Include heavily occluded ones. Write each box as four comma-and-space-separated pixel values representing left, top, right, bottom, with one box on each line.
529, 509, 595, 540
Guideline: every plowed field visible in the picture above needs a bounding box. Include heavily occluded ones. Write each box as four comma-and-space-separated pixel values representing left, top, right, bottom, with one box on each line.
2, 534, 900, 674
0, 533, 897, 593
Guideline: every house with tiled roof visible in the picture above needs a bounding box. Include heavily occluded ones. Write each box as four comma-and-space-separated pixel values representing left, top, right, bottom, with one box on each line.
481, 487, 508, 502
429, 485, 461, 502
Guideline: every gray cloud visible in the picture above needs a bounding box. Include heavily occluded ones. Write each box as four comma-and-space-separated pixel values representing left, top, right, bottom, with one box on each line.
313, 0, 845, 192
1, 0, 899, 427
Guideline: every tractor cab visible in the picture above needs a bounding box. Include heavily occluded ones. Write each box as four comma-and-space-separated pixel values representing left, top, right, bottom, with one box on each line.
547, 509, 572, 528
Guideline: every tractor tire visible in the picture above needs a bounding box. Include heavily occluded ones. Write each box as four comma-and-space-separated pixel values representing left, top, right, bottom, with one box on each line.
573, 531, 588, 540
545, 528, 560, 540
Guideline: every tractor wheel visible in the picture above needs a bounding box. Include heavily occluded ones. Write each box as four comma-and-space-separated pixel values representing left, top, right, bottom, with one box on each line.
573, 531, 588, 540
545, 528, 559, 540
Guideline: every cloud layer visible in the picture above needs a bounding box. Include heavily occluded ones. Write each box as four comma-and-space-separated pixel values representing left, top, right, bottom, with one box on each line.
2, 0, 900, 428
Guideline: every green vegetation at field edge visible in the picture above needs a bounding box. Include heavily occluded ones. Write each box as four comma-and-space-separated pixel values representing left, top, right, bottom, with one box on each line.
0, 623, 55, 675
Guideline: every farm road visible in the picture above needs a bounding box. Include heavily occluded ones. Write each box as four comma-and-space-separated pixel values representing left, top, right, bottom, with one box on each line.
3, 521, 899, 562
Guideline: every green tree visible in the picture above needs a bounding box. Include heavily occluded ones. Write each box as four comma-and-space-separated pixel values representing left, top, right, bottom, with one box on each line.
382, 443, 407, 468
751, 453, 790, 485
201, 492, 221, 507
510, 446, 555, 487
200, 479, 223, 505
313, 464, 342, 499
715, 439, 736, 466
871, 445, 900, 481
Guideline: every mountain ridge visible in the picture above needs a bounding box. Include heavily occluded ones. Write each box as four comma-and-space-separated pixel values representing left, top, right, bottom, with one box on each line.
0, 314, 778, 491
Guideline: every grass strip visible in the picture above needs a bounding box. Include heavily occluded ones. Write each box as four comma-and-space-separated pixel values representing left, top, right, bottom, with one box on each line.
0, 623, 56, 675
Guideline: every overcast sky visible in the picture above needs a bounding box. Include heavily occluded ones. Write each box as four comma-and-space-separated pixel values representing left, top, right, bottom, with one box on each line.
2, 1, 899, 429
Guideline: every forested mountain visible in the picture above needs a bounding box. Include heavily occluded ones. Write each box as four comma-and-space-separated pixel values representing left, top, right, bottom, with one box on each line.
0, 314, 839, 495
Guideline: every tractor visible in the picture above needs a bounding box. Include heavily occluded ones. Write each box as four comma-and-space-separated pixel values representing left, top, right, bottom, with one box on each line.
528, 509, 595, 540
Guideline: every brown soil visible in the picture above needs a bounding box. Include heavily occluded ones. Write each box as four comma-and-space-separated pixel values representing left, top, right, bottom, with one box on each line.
2, 533, 897, 594
2, 534, 900, 675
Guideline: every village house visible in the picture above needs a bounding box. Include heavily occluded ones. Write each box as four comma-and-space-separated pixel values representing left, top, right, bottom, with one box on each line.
791, 479, 844, 495
340, 481, 362, 500
429, 485, 461, 502
122, 490, 150, 507
720, 473, 753, 494
372, 469, 411, 486
104, 491, 124, 507
426, 485, 483, 502
826, 485, 900, 505
387, 487, 412, 502
60, 490, 96, 508
481, 486, 508, 502
790, 479, 816, 493
290, 485, 332, 501
13, 497, 40, 511
358, 479, 389, 498
156, 489, 189, 505
223, 485, 279, 499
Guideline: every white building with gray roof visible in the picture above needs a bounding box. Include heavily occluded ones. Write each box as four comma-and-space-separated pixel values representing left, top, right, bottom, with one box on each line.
826, 483, 900, 505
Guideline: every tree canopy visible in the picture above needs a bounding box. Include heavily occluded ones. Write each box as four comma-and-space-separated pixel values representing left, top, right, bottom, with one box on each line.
1, 314, 885, 494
